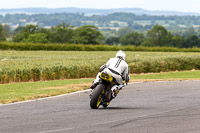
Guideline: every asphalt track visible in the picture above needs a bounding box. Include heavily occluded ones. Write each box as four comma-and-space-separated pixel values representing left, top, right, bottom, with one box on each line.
1, 80, 200, 133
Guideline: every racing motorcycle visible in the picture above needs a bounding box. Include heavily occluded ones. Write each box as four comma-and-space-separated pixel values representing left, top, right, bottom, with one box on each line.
90, 71, 125, 109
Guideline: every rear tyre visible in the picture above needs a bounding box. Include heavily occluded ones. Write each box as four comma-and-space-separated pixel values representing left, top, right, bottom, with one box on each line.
90, 84, 105, 109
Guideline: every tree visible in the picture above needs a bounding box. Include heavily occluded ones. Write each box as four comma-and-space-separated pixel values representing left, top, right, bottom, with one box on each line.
13, 25, 39, 42
13, 26, 23, 36
20, 24, 39, 34
143, 24, 154, 30
119, 31, 144, 46
49, 23, 74, 43
127, 20, 133, 27
117, 27, 132, 37
131, 24, 143, 30
186, 35, 200, 48
73, 25, 103, 44
25, 33, 48, 43
182, 27, 195, 38
3, 24, 11, 37
171, 35, 185, 48
0, 24, 7, 41
142, 25, 173, 47
105, 36, 119, 45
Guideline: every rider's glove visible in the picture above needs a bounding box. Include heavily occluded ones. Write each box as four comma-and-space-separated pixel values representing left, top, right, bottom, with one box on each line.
99, 64, 106, 72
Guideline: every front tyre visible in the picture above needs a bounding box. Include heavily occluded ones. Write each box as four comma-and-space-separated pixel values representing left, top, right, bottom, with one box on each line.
90, 84, 105, 109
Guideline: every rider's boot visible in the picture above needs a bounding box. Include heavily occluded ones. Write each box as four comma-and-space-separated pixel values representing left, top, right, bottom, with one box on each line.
111, 84, 125, 98
111, 85, 119, 98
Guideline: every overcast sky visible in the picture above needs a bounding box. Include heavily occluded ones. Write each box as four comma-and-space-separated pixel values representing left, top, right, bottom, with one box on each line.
1, 0, 200, 13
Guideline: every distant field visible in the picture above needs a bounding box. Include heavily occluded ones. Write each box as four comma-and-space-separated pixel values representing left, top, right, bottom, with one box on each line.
1, 51, 200, 84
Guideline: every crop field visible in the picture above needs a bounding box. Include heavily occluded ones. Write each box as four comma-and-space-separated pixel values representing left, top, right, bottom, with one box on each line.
1, 50, 200, 84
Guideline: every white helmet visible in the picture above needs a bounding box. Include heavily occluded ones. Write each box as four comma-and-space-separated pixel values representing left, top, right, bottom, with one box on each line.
116, 50, 126, 61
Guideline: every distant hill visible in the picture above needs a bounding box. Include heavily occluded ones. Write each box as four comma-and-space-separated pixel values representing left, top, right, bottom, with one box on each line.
0, 7, 200, 16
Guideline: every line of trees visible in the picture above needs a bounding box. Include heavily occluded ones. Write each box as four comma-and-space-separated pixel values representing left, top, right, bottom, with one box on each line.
1, 23, 200, 48
106, 25, 200, 48
12, 23, 103, 44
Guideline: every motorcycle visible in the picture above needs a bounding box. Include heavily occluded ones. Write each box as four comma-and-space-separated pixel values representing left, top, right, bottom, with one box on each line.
90, 71, 124, 109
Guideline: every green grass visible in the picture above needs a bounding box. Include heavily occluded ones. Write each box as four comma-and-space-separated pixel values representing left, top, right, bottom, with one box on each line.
0, 70, 199, 104
0, 78, 93, 104
131, 70, 200, 80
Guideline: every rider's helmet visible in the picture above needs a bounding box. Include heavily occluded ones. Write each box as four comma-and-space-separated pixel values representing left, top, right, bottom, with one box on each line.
116, 50, 126, 61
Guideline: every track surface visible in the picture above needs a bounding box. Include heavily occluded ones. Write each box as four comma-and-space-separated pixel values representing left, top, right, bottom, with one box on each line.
1, 80, 200, 133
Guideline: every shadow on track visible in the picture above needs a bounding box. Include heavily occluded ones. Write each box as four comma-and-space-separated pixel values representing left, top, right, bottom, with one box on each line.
97, 106, 148, 110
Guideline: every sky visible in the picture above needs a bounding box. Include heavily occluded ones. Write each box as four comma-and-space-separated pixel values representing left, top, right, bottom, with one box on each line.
1, 0, 200, 13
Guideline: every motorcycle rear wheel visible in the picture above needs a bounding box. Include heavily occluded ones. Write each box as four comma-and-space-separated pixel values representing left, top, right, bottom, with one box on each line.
90, 84, 105, 109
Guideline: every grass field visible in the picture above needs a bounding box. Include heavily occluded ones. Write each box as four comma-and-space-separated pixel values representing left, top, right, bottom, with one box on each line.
0, 70, 200, 104
1, 51, 200, 84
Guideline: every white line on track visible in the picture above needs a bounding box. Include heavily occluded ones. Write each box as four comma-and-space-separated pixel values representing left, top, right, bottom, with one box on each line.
1, 81, 146, 107
38, 127, 74, 133
0, 89, 91, 107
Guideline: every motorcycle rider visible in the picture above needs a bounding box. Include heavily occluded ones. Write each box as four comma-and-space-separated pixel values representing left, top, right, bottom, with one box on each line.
90, 50, 130, 98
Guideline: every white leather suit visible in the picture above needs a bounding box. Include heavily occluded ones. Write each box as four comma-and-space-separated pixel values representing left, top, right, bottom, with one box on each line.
94, 57, 129, 86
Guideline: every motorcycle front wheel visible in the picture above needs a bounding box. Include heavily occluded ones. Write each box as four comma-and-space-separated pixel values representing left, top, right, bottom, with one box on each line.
90, 84, 105, 109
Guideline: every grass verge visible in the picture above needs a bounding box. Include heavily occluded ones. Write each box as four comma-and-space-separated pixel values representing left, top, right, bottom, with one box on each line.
0, 78, 93, 104
131, 70, 200, 82
0, 70, 200, 104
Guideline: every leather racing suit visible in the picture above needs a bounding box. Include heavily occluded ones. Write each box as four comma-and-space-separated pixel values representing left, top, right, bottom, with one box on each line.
93, 57, 129, 88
